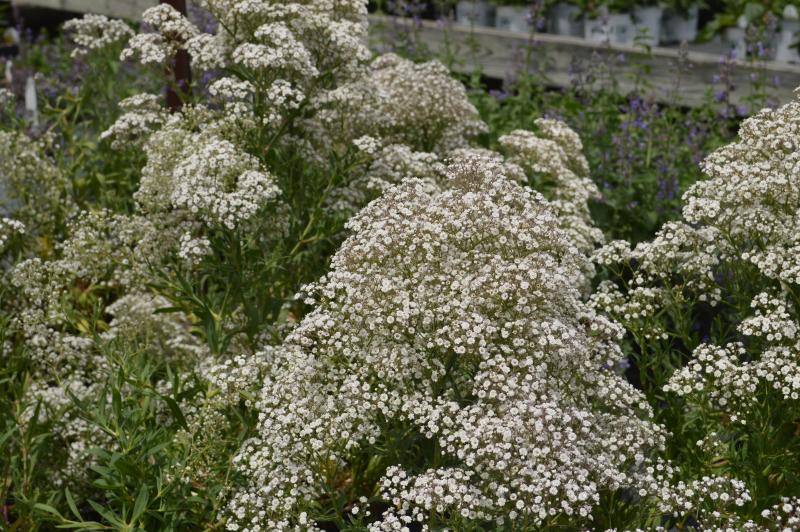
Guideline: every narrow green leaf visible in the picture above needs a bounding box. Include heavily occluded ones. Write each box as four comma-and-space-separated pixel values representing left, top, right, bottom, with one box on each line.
65, 488, 82, 520
0, 424, 16, 447
34, 502, 63, 518
131, 485, 149, 522
161, 395, 188, 430
112, 387, 122, 421
55, 522, 107, 530
87, 500, 125, 528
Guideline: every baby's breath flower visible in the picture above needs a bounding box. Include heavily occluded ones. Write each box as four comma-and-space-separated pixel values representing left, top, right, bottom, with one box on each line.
63, 14, 133, 58
101, 93, 167, 149
224, 156, 664, 529
121, 4, 199, 65
178, 232, 212, 266
0, 217, 25, 252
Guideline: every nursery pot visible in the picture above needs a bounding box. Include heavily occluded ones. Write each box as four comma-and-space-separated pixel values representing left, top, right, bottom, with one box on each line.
585, 13, 634, 45
495, 5, 532, 33
548, 2, 583, 36
455, 0, 494, 27
661, 6, 699, 44
633, 6, 662, 46
724, 27, 747, 60
583, 16, 608, 43
775, 19, 800, 63
610, 13, 635, 45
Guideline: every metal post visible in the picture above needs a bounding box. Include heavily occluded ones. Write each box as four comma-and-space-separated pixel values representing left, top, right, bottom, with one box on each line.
161, 0, 191, 111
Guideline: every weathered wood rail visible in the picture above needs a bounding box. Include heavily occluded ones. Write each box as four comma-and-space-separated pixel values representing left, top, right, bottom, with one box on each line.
12, 0, 156, 20
368, 14, 800, 108
9, 3, 800, 107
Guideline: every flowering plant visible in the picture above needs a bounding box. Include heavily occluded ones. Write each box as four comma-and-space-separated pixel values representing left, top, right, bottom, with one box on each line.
593, 87, 800, 520
1, 0, 799, 530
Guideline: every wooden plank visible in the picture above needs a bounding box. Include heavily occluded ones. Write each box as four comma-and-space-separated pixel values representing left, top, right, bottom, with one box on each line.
11, 0, 156, 20
8, 4, 798, 107
368, 14, 800, 108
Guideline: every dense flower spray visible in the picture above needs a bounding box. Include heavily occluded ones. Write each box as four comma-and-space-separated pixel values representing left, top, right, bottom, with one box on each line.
593, 87, 800, 523
4, 1, 788, 528
63, 15, 133, 58
0, 217, 25, 254
17, 1, 607, 508
0, 131, 73, 237
4, 208, 203, 485
221, 154, 673, 530
594, 88, 800, 422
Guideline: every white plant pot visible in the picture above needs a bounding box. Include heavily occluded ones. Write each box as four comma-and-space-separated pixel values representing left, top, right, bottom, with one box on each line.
548, 3, 583, 36
455, 0, 494, 27
661, 6, 699, 44
584, 17, 608, 43
611, 13, 635, 45
496, 5, 532, 33
585, 14, 634, 45
725, 27, 747, 60
633, 6, 662, 46
775, 19, 800, 63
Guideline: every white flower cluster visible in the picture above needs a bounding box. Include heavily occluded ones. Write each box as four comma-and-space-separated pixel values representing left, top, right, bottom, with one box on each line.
327, 116, 603, 251
685, 96, 800, 287
592, 88, 800, 422
312, 54, 486, 155
171, 136, 280, 230
590, 280, 667, 341
203, 349, 276, 407
499, 119, 604, 278
8, 211, 161, 370
759, 497, 800, 531
261, 79, 304, 125
739, 292, 798, 342
656, 476, 751, 529
137, 123, 281, 231
178, 232, 212, 266
208, 77, 254, 102
666, 338, 800, 421
326, 143, 444, 214
353, 135, 381, 155
223, 157, 667, 530
679, 91, 800, 291
100, 93, 167, 149
63, 14, 133, 58
313, 51, 498, 216
121, 4, 199, 65
0, 217, 25, 252
195, 0, 369, 77
109, 0, 374, 243
234, 25, 316, 78
101, 291, 206, 359
0, 131, 73, 235
5, 208, 203, 485
21, 376, 111, 486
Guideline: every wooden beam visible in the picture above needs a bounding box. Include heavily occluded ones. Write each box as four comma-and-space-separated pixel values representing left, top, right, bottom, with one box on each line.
368, 14, 800, 108
12, 0, 158, 20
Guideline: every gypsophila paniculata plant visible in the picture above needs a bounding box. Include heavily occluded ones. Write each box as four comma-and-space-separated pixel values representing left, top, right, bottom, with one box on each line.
3, 0, 800, 530
593, 87, 800, 520
217, 152, 762, 531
